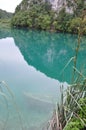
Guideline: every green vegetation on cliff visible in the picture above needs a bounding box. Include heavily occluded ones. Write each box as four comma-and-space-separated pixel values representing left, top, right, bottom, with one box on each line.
0, 9, 12, 28
0, 19, 11, 28
11, 0, 86, 34
0, 9, 12, 19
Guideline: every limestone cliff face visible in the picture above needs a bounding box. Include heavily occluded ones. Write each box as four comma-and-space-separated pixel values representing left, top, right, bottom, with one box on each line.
48, 0, 65, 10
15, 0, 72, 13
48, 0, 73, 13
15, 0, 86, 14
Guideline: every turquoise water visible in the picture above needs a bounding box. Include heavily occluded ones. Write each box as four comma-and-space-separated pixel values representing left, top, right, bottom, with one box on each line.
0, 28, 86, 130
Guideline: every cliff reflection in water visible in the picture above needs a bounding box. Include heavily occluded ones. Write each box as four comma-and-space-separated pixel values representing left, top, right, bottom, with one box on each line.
12, 29, 86, 83
0, 28, 86, 83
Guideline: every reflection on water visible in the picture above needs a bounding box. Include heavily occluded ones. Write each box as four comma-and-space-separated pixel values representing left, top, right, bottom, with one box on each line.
0, 28, 86, 130
12, 29, 86, 82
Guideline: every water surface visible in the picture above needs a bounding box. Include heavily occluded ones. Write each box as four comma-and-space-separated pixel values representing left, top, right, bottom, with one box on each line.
0, 28, 86, 130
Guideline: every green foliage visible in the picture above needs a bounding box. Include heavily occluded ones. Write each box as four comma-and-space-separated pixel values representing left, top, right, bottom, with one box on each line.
64, 98, 86, 130
11, 1, 53, 30
0, 9, 12, 19
68, 17, 82, 33
64, 121, 81, 130
82, 18, 86, 34
56, 8, 73, 32
36, 14, 51, 30
11, 0, 86, 34
74, 0, 85, 16
66, 0, 86, 17
78, 98, 86, 120
67, 17, 86, 34
0, 19, 11, 28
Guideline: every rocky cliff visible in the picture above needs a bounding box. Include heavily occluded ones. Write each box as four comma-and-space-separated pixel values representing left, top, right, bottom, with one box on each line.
11, 0, 86, 33
15, 0, 86, 14
15, 0, 67, 13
